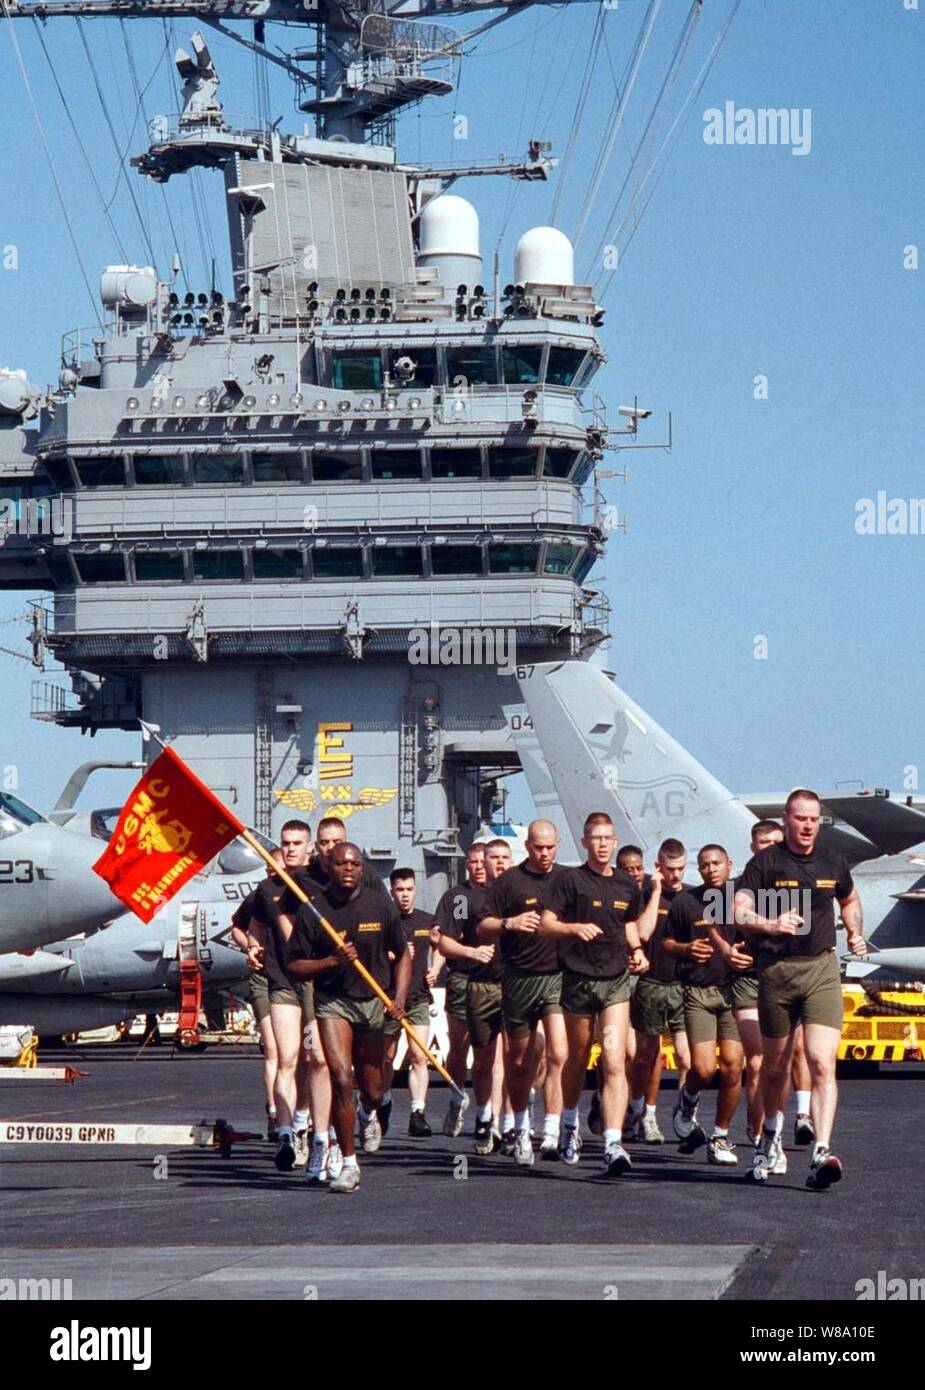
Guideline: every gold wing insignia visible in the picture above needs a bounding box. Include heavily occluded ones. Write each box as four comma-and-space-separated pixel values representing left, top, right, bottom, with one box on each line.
273, 788, 317, 812
355, 788, 398, 810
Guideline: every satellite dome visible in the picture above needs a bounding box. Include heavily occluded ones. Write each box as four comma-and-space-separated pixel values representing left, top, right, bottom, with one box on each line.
514, 226, 574, 287
419, 195, 479, 258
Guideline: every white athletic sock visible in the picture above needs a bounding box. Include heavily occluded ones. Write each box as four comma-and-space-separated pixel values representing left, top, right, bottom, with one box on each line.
342, 1154, 359, 1170
328, 1127, 338, 1144
812, 1141, 829, 1161
476, 1102, 492, 1122
796, 1091, 811, 1114
543, 1114, 560, 1140
776, 1110, 785, 1131
629, 1097, 644, 1116
266, 1105, 277, 1117
603, 1128, 621, 1149
562, 1106, 579, 1131
712, 1126, 728, 1139
381, 1090, 392, 1107
410, 1100, 425, 1113
501, 1111, 515, 1133
358, 1104, 373, 1126
763, 1115, 779, 1135
311, 1133, 327, 1149
278, 1125, 293, 1141
514, 1109, 530, 1133
293, 1110, 309, 1131
645, 1104, 657, 1118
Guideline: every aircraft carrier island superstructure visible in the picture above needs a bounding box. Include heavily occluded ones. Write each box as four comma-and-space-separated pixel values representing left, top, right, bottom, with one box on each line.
0, 1, 617, 895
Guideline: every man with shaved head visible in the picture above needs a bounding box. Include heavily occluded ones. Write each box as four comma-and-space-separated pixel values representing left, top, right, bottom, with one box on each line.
287, 841, 411, 1193
478, 819, 570, 1166
735, 789, 866, 1188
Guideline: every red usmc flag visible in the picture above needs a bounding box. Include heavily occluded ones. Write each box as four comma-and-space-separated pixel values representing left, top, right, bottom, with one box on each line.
93, 746, 245, 923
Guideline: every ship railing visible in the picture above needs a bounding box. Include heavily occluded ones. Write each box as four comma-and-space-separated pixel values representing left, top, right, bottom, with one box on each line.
433, 385, 581, 426
30, 679, 77, 718
147, 113, 276, 145
60, 326, 104, 369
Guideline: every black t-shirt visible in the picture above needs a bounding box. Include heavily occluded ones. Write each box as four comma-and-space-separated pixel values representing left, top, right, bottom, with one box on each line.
433, 882, 491, 978
556, 865, 642, 978
306, 856, 387, 897
399, 907, 435, 1004
250, 872, 314, 990
486, 862, 569, 975
666, 883, 736, 987
289, 884, 407, 1002
737, 842, 854, 961
641, 882, 690, 983
231, 888, 257, 933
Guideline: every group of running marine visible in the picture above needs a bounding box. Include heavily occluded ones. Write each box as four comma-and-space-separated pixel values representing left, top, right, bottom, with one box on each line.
230, 788, 866, 1194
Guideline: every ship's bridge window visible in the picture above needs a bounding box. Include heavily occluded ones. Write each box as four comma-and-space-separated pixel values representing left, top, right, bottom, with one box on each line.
193, 549, 245, 581
43, 551, 75, 586
74, 552, 127, 583
431, 543, 483, 576
253, 547, 304, 580
543, 542, 582, 576
429, 449, 482, 480
446, 345, 497, 388
488, 449, 538, 479
372, 451, 422, 481
389, 348, 438, 389
312, 454, 363, 483
501, 345, 543, 385
76, 458, 126, 488
488, 542, 539, 574
134, 551, 185, 582
331, 351, 383, 391
193, 454, 243, 485
252, 453, 303, 484
372, 545, 424, 578
313, 547, 364, 579
133, 455, 186, 486
543, 448, 577, 479
546, 347, 586, 387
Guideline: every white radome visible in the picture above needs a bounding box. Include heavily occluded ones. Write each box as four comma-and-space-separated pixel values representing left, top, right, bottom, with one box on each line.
100, 265, 158, 310
514, 226, 575, 287
418, 195, 480, 259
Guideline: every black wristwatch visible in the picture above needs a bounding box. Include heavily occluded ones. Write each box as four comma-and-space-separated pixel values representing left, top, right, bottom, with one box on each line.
500, 917, 509, 932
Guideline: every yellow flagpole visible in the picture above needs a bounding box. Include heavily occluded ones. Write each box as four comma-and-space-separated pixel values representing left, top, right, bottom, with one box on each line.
240, 830, 462, 1097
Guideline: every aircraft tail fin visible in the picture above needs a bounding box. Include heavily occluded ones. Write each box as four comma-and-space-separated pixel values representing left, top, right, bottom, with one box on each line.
510, 661, 755, 866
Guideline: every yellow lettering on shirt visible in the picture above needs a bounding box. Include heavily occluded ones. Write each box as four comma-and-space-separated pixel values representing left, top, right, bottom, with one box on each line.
774, 880, 799, 888
357, 922, 382, 933
815, 879, 837, 889
613, 900, 629, 910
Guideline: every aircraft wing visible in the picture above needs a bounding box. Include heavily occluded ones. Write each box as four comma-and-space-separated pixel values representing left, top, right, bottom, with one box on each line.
513, 662, 756, 866
743, 790, 925, 859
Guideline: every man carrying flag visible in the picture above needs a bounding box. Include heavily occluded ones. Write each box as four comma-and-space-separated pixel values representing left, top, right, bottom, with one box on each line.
286, 842, 411, 1193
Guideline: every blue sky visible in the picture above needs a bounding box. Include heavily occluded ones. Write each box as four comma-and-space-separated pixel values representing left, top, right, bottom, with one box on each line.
0, 0, 921, 818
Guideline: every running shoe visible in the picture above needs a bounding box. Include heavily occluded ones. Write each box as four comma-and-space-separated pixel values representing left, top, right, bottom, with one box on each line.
306, 1139, 328, 1184
499, 1128, 516, 1157
408, 1110, 432, 1138
587, 1091, 603, 1136
326, 1141, 344, 1182
745, 1129, 777, 1183
707, 1136, 738, 1166
559, 1126, 582, 1166
771, 1142, 788, 1175
360, 1110, 382, 1154
514, 1128, 534, 1167
378, 1097, 393, 1137
604, 1142, 632, 1177
473, 1117, 495, 1155
678, 1123, 707, 1155
274, 1133, 296, 1172
292, 1128, 309, 1169
490, 1126, 502, 1153
806, 1148, 842, 1191
622, 1112, 642, 1143
329, 1164, 360, 1194
641, 1112, 664, 1144
794, 1113, 815, 1147
540, 1133, 560, 1161
672, 1090, 700, 1140
442, 1096, 467, 1138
